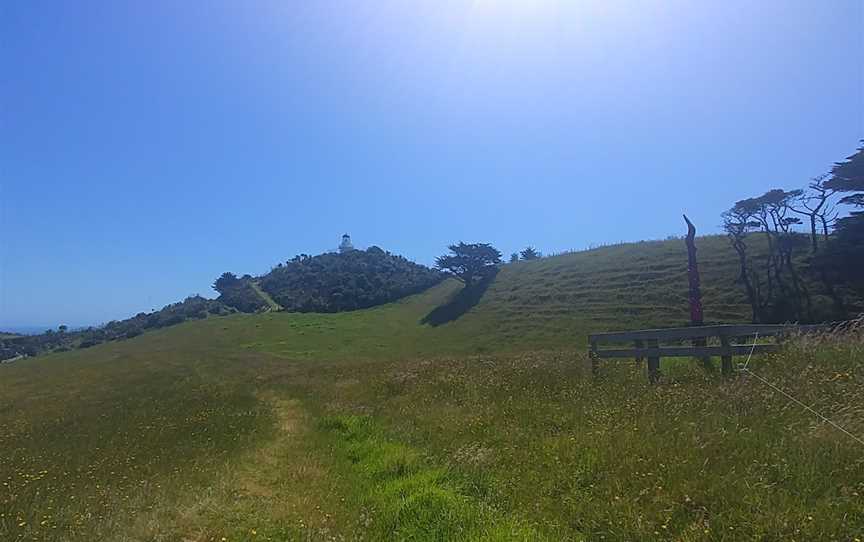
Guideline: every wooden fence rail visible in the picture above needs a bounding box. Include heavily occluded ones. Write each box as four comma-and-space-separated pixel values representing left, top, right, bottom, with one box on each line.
589, 324, 824, 382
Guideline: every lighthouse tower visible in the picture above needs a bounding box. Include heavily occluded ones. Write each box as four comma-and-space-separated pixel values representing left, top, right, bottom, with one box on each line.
338, 233, 354, 253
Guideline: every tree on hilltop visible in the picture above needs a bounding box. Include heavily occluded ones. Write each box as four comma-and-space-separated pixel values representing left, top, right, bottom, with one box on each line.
435, 242, 501, 285
520, 246, 540, 260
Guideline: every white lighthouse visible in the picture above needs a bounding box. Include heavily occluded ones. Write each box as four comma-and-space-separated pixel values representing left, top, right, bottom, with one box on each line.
338, 233, 354, 253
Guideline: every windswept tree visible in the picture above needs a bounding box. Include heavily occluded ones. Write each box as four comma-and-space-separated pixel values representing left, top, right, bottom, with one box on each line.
435, 242, 502, 285
790, 174, 838, 252
722, 203, 762, 321
520, 246, 541, 260
825, 141, 864, 206
822, 142, 864, 292
722, 188, 811, 322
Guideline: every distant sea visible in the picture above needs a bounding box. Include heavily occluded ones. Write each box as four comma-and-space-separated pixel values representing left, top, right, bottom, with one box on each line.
1, 325, 62, 336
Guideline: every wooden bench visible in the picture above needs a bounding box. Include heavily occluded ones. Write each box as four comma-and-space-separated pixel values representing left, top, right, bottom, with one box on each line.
588, 324, 819, 382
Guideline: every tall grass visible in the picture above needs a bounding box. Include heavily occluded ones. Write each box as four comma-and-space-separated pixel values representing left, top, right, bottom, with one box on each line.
2, 238, 862, 540
289, 328, 864, 540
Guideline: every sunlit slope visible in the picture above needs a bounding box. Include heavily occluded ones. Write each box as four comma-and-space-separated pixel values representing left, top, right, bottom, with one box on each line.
446, 235, 752, 351
143, 235, 751, 360
5, 235, 861, 541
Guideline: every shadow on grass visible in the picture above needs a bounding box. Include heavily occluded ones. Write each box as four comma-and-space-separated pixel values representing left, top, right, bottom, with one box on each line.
421, 269, 498, 327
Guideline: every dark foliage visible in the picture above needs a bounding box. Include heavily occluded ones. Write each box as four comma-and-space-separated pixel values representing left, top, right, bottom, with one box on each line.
1, 295, 233, 360
258, 247, 443, 313
825, 141, 864, 203
520, 246, 541, 260
214, 276, 269, 313
821, 142, 864, 294
435, 242, 502, 285
212, 272, 241, 294
819, 215, 864, 292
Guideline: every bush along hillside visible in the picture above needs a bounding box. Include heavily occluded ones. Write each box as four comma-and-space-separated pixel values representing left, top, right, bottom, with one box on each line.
254, 246, 443, 313
0, 295, 234, 359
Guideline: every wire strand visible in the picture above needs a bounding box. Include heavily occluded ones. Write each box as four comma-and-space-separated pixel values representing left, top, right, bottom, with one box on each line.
741, 331, 759, 370
740, 367, 864, 447
737, 330, 864, 447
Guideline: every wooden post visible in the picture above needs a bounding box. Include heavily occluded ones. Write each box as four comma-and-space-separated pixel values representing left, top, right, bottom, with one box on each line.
720, 334, 733, 376
684, 214, 713, 372
684, 215, 704, 325
634, 339, 644, 365
589, 340, 599, 378
646, 339, 660, 383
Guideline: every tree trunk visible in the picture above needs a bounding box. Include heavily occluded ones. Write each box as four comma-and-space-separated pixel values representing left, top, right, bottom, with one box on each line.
736, 245, 759, 323
810, 214, 819, 252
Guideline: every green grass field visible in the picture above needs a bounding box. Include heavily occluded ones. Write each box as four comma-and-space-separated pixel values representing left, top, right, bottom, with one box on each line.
2, 237, 863, 541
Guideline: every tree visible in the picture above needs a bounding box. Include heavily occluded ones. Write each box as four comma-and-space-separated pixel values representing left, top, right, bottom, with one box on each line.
822, 142, 864, 292
722, 204, 761, 322
825, 141, 864, 205
58, 325, 68, 333
520, 246, 540, 260
722, 188, 811, 322
212, 272, 240, 294
509, 252, 519, 264
790, 174, 838, 252
435, 242, 502, 285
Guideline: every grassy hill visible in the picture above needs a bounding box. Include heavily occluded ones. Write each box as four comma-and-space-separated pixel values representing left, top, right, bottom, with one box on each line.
203, 235, 755, 361
3, 236, 862, 541
434, 235, 754, 351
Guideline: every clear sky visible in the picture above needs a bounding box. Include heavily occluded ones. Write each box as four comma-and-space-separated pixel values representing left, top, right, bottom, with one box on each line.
2, 0, 863, 329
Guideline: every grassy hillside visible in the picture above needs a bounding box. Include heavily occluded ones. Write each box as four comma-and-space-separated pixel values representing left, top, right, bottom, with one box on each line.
201, 235, 756, 361
3, 236, 862, 541
438, 235, 755, 351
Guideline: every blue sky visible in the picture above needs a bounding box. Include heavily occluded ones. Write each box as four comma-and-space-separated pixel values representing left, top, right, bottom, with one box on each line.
2, 0, 862, 329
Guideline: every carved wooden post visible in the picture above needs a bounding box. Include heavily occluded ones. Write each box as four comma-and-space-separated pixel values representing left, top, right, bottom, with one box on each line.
684, 214, 704, 325
684, 215, 713, 372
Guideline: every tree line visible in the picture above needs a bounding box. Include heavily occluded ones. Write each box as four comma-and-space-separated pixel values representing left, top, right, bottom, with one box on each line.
1, 295, 233, 358
722, 142, 863, 323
